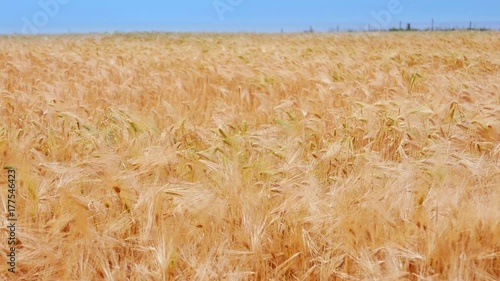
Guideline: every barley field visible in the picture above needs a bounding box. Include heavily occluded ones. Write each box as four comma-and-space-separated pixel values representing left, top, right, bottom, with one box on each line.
0, 32, 499, 280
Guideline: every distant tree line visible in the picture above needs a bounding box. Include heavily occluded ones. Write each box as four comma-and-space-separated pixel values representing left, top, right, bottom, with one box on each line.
299, 20, 496, 33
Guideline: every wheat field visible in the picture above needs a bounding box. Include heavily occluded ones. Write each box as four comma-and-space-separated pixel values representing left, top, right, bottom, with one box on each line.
0, 32, 499, 280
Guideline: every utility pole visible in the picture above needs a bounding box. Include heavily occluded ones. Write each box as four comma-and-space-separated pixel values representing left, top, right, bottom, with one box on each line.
431, 18, 434, 31
469, 21, 472, 30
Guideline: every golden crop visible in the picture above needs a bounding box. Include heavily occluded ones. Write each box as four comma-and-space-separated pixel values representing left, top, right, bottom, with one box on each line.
0, 32, 499, 280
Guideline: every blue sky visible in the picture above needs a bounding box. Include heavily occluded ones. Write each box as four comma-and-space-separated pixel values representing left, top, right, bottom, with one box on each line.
1, 0, 499, 34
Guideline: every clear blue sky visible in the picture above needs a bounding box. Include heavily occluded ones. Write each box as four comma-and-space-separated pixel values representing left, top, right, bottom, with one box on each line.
1, 0, 499, 34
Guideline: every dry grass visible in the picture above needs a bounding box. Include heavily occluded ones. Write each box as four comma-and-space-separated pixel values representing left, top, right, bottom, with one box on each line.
0, 31, 499, 280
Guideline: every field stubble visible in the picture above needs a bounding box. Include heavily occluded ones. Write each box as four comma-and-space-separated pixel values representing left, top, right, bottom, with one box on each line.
0, 32, 499, 280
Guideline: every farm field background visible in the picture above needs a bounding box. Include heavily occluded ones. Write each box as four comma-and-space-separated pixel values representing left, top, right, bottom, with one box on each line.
0, 32, 499, 280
